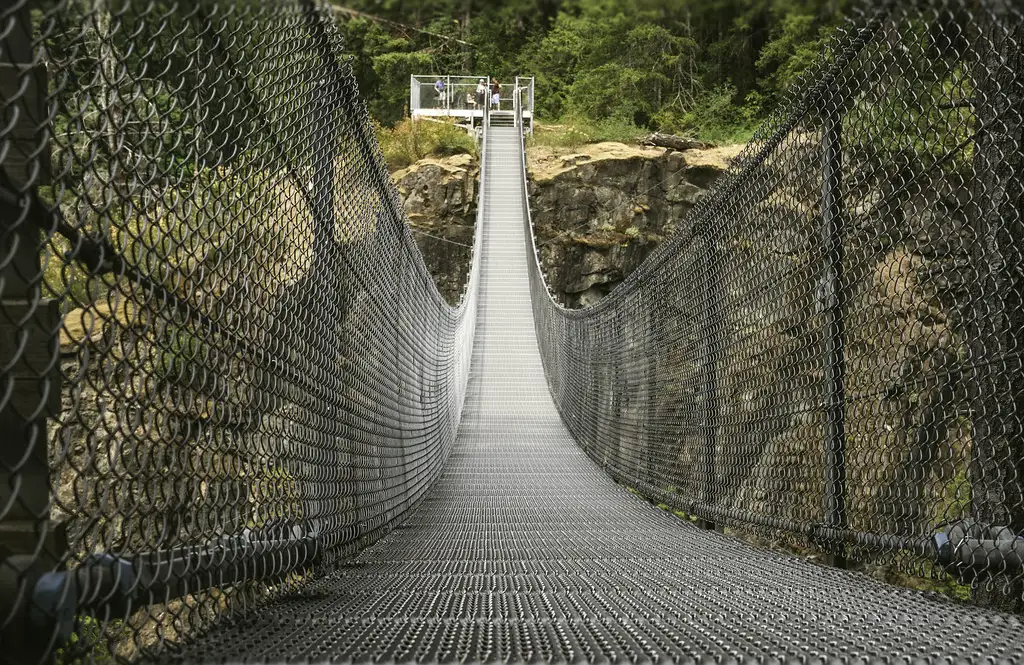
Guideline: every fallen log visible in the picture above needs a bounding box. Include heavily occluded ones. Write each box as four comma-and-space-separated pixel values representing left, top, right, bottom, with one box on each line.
640, 132, 716, 151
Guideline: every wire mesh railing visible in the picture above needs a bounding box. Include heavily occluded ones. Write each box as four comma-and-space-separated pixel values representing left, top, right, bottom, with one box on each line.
3, 0, 1024, 661
525, 0, 1024, 611
0, 1, 483, 661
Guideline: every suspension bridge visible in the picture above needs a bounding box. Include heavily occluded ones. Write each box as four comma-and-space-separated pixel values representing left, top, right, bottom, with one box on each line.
1, 1, 1023, 663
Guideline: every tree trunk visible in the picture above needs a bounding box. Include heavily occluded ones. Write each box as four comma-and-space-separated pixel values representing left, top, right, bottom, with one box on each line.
463, 0, 473, 70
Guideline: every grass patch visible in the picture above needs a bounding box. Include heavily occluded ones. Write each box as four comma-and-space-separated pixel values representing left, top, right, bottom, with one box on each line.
376, 118, 477, 171
530, 116, 647, 149
529, 113, 750, 149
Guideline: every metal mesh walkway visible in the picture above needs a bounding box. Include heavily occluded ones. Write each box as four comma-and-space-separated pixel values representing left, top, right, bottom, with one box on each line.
166, 127, 1024, 664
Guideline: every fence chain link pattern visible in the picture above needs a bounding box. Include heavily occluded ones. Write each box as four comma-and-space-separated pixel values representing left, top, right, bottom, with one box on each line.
1, 1, 478, 661
2, 0, 1024, 662
528, 0, 1024, 609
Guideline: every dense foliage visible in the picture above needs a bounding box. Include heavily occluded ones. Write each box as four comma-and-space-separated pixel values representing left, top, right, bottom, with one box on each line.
334, 0, 850, 141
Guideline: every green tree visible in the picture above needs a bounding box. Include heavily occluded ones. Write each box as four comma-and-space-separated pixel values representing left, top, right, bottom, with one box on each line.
330, 0, 848, 139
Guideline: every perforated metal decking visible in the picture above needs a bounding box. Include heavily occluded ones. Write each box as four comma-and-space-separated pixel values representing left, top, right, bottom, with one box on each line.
168, 127, 1024, 664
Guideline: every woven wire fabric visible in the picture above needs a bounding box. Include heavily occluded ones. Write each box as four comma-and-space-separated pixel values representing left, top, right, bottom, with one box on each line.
529, 0, 1024, 607
1, 0, 478, 660
2, 0, 1024, 662
162, 125, 1024, 664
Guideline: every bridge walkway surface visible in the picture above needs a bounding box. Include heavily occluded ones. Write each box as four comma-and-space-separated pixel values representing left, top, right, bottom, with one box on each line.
172, 127, 1024, 663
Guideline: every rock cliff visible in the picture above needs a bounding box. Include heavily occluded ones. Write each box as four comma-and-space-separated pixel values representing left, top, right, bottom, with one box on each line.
527, 143, 741, 307
396, 142, 740, 307
393, 154, 478, 304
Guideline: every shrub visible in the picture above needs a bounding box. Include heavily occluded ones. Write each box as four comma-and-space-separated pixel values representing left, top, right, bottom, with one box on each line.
376, 119, 477, 171
655, 86, 761, 145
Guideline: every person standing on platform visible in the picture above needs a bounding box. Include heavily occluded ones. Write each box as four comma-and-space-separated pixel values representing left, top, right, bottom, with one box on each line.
476, 79, 488, 108
434, 78, 446, 108
491, 78, 501, 109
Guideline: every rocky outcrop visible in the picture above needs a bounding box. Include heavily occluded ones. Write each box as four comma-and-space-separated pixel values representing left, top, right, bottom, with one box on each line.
394, 142, 741, 309
394, 154, 478, 304
527, 143, 742, 307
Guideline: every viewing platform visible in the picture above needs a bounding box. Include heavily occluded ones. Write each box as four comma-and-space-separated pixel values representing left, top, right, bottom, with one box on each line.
410, 74, 534, 133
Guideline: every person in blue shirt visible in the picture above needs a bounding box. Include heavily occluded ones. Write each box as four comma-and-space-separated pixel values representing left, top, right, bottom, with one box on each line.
434, 78, 446, 107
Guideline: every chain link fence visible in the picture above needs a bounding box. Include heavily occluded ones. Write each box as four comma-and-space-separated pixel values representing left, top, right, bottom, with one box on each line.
527, 0, 1024, 610
3, 0, 1024, 662
1, 1, 479, 661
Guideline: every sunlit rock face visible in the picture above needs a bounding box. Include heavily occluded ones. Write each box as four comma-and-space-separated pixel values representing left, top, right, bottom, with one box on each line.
395, 142, 739, 308
526, 142, 740, 308
394, 153, 478, 305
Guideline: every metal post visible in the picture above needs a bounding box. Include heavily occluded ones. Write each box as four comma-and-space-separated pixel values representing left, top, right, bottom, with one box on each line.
697, 244, 721, 531
0, 5, 70, 661
529, 77, 535, 129
514, 81, 521, 128
821, 109, 848, 568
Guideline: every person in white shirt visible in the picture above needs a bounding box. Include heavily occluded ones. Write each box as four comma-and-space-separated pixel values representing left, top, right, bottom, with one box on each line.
475, 79, 487, 108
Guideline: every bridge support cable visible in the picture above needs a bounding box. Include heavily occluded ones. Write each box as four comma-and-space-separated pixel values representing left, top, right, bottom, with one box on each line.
695, 232, 724, 533
964, 0, 1024, 613
0, 5, 69, 661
